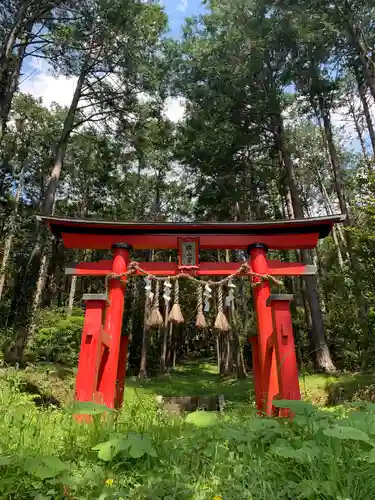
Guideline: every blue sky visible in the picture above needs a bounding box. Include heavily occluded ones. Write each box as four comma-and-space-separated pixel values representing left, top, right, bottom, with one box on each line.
163, 0, 205, 37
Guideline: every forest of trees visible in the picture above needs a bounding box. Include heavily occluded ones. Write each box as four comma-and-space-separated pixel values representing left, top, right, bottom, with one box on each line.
0, 0, 374, 377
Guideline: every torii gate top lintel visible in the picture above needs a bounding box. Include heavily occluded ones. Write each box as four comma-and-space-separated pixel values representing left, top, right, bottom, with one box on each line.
38, 214, 345, 250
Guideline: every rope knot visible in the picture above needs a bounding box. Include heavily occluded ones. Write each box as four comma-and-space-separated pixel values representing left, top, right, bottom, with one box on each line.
239, 262, 250, 274
127, 261, 139, 275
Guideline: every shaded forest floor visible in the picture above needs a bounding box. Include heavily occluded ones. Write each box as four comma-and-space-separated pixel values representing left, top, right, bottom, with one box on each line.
2, 362, 375, 499
4, 360, 375, 409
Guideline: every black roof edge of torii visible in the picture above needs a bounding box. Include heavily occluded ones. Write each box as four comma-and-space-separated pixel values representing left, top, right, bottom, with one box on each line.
36, 213, 346, 240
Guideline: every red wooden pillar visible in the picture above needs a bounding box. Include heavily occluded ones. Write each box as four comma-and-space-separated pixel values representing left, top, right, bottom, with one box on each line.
248, 244, 279, 415
267, 294, 300, 417
98, 243, 132, 409
76, 294, 108, 404
249, 335, 262, 411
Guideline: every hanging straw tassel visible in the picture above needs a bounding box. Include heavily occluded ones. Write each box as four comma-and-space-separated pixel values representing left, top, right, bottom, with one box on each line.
168, 279, 184, 324
214, 284, 230, 332
196, 284, 207, 329
147, 280, 163, 328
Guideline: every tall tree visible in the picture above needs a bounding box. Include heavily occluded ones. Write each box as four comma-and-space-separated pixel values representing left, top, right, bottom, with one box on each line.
5, 0, 168, 361
174, 0, 336, 371
0, 0, 72, 141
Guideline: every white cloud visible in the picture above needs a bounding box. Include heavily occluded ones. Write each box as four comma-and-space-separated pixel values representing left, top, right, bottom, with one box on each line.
20, 61, 186, 124
163, 96, 186, 122
331, 95, 375, 152
20, 59, 77, 108
177, 0, 188, 13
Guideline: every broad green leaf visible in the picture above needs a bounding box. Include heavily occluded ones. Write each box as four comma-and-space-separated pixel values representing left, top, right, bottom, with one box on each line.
44, 456, 69, 472
68, 401, 111, 415
365, 447, 375, 463
323, 426, 370, 442
220, 428, 254, 442
273, 400, 316, 415
247, 419, 280, 432
126, 434, 158, 459
24, 456, 69, 479
92, 439, 126, 461
290, 415, 309, 427
0, 456, 12, 466
270, 445, 300, 459
348, 402, 366, 408
270, 442, 319, 463
93, 434, 157, 461
128, 441, 147, 459
32, 465, 56, 480
248, 418, 285, 438
186, 411, 218, 427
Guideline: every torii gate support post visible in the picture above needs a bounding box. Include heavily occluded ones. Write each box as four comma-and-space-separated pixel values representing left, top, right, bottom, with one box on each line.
267, 294, 301, 418
76, 294, 108, 411
248, 243, 279, 415
98, 243, 132, 409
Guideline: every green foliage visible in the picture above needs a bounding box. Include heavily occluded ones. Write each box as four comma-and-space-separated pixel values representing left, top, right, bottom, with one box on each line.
323, 425, 370, 442
24, 455, 70, 480
67, 402, 111, 416
92, 433, 158, 461
2, 364, 375, 498
273, 399, 317, 413
30, 308, 83, 365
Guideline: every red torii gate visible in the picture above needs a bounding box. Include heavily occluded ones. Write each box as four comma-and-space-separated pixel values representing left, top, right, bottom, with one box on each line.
39, 214, 344, 416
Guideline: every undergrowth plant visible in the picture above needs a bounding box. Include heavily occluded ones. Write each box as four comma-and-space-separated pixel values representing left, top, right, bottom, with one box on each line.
2, 370, 375, 500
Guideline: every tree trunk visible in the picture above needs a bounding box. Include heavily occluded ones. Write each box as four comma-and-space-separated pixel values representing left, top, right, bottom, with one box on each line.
275, 116, 336, 372
313, 247, 328, 313
314, 168, 346, 269
0, 1, 30, 61
224, 333, 232, 374
159, 298, 170, 374
349, 99, 371, 170
41, 68, 87, 215
4, 65, 87, 362
319, 102, 349, 217
28, 250, 49, 343
0, 2, 32, 142
0, 21, 32, 141
139, 250, 153, 379
67, 276, 78, 316
354, 65, 375, 156
172, 341, 177, 370
0, 164, 24, 299
315, 163, 346, 254
216, 335, 221, 373
346, 20, 375, 103
139, 293, 150, 379
230, 301, 247, 379
166, 322, 173, 367
43, 238, 62, 307
319, 101, 369, 365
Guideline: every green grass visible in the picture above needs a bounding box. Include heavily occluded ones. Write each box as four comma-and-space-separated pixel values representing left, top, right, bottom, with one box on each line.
2, 364, 375, 499
126, 361, 253, 411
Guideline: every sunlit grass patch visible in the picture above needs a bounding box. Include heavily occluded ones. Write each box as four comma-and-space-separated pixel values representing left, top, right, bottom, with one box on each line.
1, 364, 375, 498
